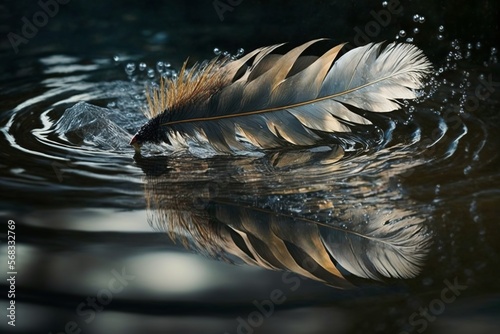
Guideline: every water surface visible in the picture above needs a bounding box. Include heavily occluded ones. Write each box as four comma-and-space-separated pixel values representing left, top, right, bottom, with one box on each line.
1, 1, 499, 334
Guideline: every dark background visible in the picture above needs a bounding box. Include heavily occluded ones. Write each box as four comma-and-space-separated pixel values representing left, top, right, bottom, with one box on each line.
0, 1, 499, 334
1, 0, 499, 65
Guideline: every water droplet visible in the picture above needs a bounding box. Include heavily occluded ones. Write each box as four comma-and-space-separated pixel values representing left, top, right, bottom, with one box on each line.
438, 25, 445, 33
213, 47, 221, 55
161, 71, 171, 79
139, 62, 147, 71
413, 27, 420, 34
413, 14, 420, 22
156, 61, 164, 73
419, 16, 426, 24
147, 68, 155, 78
382, 1, 388, 7
435, 184, 441, 195
437, 34, 444, 41
125, 63, 136, 75
399, 30, 406, 37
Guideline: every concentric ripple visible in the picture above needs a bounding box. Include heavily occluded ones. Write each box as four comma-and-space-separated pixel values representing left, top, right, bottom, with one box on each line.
0, 50, 494, 214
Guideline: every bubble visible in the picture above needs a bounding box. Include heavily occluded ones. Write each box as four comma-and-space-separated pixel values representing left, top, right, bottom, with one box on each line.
490, 47, 499, 63
107, 101, 116, 108
156, 61, 164, 73
113, 55, 120, 62
413, 27, 419, 34
399, 30, 406, 37
406, 37, 414, 43
236, 48, 245, 56
213, 47, 221, 55
419, 16, 426, 24
139, 62, 147, 71
164, 61, 171, 68
222, 51, 230, 57
413, 14, 420, 22
438, 25, 445, 33
161, 71, 171, 79
475, 41, 482, 49
437, 34, 444, 41
382, 1, 388, 7
467, 43, 473, 50
125, 63, 136, 75
147, 68, 155, 78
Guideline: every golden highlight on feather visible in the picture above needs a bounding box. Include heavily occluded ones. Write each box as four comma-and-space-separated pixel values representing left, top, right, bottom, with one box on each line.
132, 40, 433, 153
145, 57, 231, 119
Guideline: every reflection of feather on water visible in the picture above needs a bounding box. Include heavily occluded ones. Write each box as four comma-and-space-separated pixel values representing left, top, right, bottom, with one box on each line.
213, 203, 429, 285
141, 150, 431, 288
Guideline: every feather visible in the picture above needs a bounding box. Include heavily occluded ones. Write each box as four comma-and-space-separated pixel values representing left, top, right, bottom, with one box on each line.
130, 40, 432, 153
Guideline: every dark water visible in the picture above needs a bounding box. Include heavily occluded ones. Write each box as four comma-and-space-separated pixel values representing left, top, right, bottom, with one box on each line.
1, 1, 500, 334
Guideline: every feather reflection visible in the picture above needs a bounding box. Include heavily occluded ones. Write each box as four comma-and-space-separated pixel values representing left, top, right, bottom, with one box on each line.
136, 146, 431, 288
